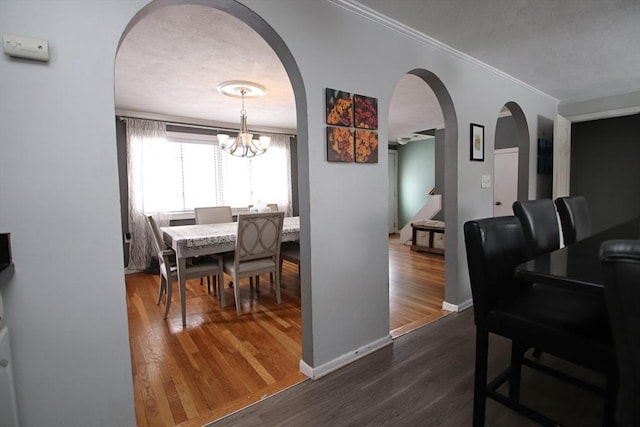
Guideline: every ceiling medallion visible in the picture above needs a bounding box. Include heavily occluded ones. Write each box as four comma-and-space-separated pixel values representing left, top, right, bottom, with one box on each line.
217, 81, 267, 98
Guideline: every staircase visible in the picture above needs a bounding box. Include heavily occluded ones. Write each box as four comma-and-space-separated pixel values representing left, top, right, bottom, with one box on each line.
399, 195, 442, 245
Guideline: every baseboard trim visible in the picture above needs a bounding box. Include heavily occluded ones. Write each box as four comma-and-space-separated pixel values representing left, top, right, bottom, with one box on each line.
442, 298, 473, 312
299, 335, 393, 380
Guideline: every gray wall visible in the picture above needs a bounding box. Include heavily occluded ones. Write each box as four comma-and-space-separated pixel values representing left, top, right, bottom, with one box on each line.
390, 129, 445, 225
397, 138, 435, 227
570, 113, 640, 233
0, 1, 561, 424
495, 115, 518, 150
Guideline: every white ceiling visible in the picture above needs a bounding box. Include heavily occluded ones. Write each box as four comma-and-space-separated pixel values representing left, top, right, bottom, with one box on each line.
115, 1, 640, 140
357, 0, 640, 103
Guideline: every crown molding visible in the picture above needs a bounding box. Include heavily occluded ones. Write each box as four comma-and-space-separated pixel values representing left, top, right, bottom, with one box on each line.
563, 106, 640, 123
331, 0, 558, 103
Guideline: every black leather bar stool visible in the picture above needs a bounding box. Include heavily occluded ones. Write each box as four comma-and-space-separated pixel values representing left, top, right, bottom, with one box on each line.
464, 216, 617, 426
601, 239, 640, 427
512, 199, 560, 259
555, 196, 592, 245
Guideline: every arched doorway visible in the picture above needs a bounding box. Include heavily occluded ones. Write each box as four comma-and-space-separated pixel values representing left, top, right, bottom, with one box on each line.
387, 69, 457, 336
493, 102, 530, 216
115, 1, 309, 424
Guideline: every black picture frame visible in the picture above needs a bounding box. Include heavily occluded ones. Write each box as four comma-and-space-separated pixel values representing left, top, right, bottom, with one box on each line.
537, 138, 553, 174
470, 123, 484, 161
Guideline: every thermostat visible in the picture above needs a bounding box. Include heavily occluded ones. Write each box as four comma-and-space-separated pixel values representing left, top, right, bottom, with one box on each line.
3, 32, 49, 62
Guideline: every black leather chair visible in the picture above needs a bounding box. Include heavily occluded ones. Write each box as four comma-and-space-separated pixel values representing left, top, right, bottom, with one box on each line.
512, 199, 560, 259
601, 240, 640, 427
464, 216, 617, 426
555, 196, 592, 245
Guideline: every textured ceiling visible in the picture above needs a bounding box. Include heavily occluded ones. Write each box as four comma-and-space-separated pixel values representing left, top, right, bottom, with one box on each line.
115, 1, 640, 139
115, 4, 295, 132
356, 0, 640, 103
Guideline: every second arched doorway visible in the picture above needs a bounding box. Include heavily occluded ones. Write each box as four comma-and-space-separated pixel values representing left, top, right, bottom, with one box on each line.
387, 69, 458, 337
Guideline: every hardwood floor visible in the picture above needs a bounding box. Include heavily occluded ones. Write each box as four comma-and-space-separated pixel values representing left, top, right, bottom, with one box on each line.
125, 238, 446, 426
388, 235, 449, 336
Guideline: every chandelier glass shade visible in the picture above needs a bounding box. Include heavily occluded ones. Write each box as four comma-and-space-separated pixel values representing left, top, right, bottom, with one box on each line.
217, 82, 270, 158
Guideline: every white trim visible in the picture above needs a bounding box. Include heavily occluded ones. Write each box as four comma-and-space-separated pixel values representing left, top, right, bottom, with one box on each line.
442, 298, 473, 312
564, 106, 640, 123
494, 147, 519, 155
299, 335, 393, 380
331, 0, 557, 103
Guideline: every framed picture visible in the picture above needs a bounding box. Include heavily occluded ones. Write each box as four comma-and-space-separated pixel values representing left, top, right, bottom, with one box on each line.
354, 130, 378, 163
326, 126, 354, 162
325, 88, 353, 127
470, 123, 484, 161
537, 138, 553, 174
354, 94, 378, 130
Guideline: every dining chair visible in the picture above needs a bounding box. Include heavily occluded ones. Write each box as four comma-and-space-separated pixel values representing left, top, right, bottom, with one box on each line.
555, 196, 592, 245
194, 206, 233, 294
194, 206, 233, 224
245, 204, 281, 284
279, 241, 301, 285
145, 215, 224, 319
601, 239, 640, 427
464, 216, 616, 426
224, 211, 285, 316
512, 199, 560, 259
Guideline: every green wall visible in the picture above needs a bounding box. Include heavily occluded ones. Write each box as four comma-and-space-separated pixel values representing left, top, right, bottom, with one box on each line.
398, 138, 436, 227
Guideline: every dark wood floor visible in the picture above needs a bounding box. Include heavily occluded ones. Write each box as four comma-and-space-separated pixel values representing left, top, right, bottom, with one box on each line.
210, 309, 605, 427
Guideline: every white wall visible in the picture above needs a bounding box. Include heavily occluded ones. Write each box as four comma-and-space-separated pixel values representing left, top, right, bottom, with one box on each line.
0, 0, 559, 425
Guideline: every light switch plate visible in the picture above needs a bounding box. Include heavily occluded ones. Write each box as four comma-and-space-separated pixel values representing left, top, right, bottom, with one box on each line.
481, 174, 491, 188
3, 32, 49, 62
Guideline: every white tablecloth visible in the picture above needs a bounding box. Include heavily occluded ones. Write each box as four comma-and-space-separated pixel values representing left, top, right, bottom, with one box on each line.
161, 216, 300, 259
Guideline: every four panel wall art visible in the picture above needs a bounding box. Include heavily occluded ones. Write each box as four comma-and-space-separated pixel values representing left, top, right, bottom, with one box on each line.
325, 88, 378, 163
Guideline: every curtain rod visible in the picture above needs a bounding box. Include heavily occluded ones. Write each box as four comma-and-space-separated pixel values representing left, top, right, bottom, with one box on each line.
117, 115, 296, 137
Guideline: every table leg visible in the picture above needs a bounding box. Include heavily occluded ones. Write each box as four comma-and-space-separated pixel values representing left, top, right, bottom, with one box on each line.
177, 257, 187, 327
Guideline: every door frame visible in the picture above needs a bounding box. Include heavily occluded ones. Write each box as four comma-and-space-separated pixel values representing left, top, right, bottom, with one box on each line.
388, 150, 398, 234
493, 147, 519, 216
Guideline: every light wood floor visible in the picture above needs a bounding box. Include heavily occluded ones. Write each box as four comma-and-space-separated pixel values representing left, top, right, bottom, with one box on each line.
388, 235, 449, 336
125, 237, 447, 426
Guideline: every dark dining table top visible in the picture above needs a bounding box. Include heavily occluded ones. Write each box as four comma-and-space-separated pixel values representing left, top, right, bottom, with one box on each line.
516, 217, 640, 294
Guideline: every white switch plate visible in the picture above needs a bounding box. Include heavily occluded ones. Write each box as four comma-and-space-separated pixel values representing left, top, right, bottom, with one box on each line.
3, 32, 49, 62
481, 174, 491, 188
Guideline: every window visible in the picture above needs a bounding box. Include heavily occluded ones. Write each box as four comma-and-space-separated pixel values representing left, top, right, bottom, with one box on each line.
140, 131, 292, 214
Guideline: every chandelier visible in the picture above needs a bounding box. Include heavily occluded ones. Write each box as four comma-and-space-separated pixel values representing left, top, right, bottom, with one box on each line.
216, 81, 270, 158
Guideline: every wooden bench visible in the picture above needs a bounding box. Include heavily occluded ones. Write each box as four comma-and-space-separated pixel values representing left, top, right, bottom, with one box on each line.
411, 220, 445, 255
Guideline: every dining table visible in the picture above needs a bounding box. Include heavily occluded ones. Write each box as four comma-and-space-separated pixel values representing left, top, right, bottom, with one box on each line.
161, 216, 300, 326
515, 216, 640, 294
